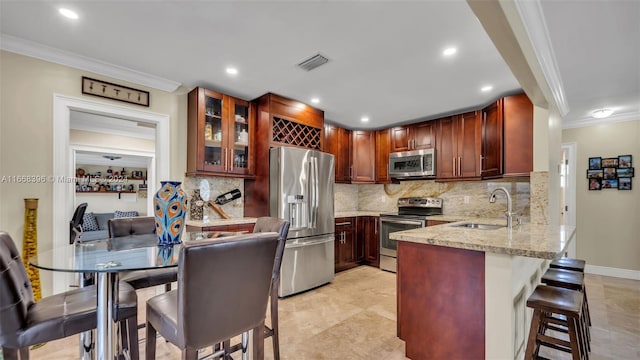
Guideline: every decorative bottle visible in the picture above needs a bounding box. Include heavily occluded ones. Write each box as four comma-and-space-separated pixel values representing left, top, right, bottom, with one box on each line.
153, 181, 188, 246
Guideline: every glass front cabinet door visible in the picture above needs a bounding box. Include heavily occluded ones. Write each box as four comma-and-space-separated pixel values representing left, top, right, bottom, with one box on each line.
187, 87, 254, 177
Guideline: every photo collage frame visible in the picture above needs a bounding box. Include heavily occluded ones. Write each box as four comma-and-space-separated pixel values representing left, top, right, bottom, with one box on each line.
587, 155, 633, 190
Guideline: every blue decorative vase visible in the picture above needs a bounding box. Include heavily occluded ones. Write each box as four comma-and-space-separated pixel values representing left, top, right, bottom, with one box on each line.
156, 246, 176, 266
154, 181, 187, 246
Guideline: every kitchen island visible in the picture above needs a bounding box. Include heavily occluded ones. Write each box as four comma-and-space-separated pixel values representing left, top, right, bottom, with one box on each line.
390, 219, 576, 360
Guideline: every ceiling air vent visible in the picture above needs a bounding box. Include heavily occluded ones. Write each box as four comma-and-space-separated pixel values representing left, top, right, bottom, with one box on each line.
297, 53, 329, 71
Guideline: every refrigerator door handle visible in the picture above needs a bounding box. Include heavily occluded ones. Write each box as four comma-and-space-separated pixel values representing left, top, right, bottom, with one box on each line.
307, 157, 315, 229
312, 156, 319, 229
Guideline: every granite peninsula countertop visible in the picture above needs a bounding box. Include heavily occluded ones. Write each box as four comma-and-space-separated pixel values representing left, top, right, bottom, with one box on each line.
390, 218, 576, 259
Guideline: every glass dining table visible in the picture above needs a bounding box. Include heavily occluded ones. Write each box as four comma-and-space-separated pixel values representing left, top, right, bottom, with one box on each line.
29, 230, 241, 360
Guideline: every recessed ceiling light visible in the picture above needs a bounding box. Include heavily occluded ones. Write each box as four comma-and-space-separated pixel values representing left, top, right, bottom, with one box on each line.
361, 117, 369, 123
591, 109, 614, 118
225, 67, 238, 75
59, 8, 79, 19
443, 47, 457, 56
481, 85, 493, 92
311, 98, 320, 104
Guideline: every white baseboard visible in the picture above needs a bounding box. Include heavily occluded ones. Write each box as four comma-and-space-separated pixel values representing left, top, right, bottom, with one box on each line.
585, 264, 640, 280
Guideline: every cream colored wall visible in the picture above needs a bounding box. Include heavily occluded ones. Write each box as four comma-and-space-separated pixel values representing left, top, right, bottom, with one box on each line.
563, 120, 640, 271
0, 51, 187, 294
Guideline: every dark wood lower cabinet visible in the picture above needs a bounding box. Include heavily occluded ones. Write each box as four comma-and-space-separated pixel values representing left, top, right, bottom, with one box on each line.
335, 217, 357, 272
357, 216, 379, 267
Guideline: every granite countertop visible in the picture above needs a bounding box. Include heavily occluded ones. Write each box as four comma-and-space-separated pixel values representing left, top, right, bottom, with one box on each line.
186, 218, 257, 227
390, 217, 576, 259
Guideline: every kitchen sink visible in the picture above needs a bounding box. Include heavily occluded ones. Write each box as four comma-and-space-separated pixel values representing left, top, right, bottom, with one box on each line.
450, 223, 505, 230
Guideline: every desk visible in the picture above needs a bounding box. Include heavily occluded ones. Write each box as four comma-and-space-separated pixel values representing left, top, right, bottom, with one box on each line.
30, 231, 238, 360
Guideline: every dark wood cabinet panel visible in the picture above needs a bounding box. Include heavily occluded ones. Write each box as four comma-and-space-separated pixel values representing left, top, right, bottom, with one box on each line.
351, 130, 375, 183
436, 112, 481, 180
481, 101, 503, 178
324, 124, 351, 183
390, 126, 411, 152
357, 216, 379, 267
480, 93, 533, 179
335, 217, 357, 272
426, 220, 450, 227
503, 93, 533, 177
375, 129, 391, 184
457, 111, 481, 178
412, 121, 435, 150
436, 116, 457, 179
390, 121, 435, 153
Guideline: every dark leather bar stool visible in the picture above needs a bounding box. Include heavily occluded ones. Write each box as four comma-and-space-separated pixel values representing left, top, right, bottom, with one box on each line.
542, 268, 591, 349
525, 285, 587, 360
550, 258, 586, 273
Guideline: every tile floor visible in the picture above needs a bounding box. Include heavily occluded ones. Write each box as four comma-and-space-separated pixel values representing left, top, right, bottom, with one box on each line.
24, 266, 640, 359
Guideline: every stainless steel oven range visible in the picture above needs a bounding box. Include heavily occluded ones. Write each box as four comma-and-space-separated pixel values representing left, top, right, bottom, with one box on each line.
379, 197, 443, 273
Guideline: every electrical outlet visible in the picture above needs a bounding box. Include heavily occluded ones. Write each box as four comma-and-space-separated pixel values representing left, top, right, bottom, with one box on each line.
381, 196, 386, 203
464, 196, 470, 204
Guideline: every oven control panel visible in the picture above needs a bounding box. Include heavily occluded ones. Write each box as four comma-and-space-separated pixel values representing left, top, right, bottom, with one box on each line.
397, 197, 443, 208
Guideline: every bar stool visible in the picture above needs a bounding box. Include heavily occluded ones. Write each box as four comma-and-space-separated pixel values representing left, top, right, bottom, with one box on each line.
525, 285, 587, 360
542, 268, 591, 351
550, 258, 586, 273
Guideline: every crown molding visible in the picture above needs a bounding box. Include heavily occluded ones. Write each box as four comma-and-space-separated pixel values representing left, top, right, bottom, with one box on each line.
563, 111, 640, 129
0, 34, 181, 92
514, 0, 570, 116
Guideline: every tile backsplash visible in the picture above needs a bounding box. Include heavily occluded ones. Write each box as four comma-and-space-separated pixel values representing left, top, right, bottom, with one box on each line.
187, 176, 532, 220
337, 179, 531, 219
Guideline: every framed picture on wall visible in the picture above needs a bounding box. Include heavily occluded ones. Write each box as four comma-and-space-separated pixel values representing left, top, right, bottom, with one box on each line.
618, 155, 632, 168
603, 167, 617, 179
601, 158, 619, 168
617, 167, 634, 178
588, 178, 602, 190
618, 178, 632, 190
588, 157, 602, 170
602, 179, 618, 189
587, 169, 603, 179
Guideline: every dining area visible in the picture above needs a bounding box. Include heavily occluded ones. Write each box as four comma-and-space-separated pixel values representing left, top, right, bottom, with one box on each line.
0, 216, 290, 360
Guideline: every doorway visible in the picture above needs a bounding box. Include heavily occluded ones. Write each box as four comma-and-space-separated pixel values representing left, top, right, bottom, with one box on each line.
561, 142, 577, 257
53, 94, 170, 294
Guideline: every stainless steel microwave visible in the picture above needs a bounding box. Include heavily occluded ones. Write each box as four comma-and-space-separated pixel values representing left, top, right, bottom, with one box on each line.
389, 149, 436, 178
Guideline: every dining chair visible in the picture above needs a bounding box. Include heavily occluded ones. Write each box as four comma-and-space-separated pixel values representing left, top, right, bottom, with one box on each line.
224, 217, 289, 360
69, 202, 87, 244
0, 231, 139, 360
145, 232, 280, 360
108, 217, 177, 292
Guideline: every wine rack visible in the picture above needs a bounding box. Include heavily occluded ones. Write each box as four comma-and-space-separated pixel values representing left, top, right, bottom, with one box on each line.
272, 117, 322, 149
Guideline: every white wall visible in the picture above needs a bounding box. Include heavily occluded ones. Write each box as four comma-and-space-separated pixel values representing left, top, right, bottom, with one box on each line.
563, 120, 640, 271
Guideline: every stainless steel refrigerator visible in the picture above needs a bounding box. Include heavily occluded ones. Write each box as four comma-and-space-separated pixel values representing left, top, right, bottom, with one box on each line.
270, 146, 335, 297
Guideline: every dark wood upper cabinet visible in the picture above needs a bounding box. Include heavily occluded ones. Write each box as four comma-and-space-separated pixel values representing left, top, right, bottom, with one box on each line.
187, 87, 255, 177
351, 130, 376, 183
375, 129, 391, 184
481, 101, 503, 178
324, 123, 351, 183
502, 93, 533, 177
390, 121, 435, 152
481, 93, 533, 178
436, 111, 481, 180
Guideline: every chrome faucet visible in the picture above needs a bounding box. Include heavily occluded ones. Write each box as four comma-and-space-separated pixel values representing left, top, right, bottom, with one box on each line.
489, 187, 515, 229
